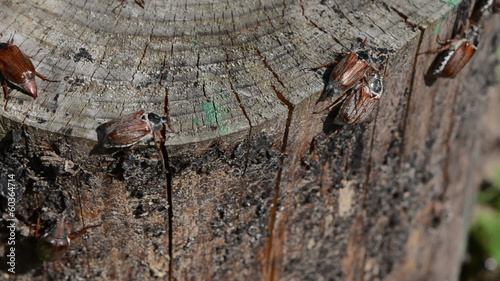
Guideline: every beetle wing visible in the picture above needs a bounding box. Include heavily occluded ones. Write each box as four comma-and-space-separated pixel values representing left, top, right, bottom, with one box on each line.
331, 53, 370, 91
106, 126, 152, 147
441, 42, 476, 78
314, 53, 370, 113
102, 111, 153, 147
441, 43, 476, 78
0, 44, 36, 85
335, 84, 380, 125
313, 89, 347, 114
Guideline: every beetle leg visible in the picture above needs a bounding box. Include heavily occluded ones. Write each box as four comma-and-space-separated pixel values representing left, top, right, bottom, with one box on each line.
68, 224, 101, 240
151, 131, 161, 150
153, 130, 166, 146
153, 130, 158, 143
361, 37, 369, 47
309, 61, 338, 71
158, 130, 166, 143
35, 72, 58, 82
1, 76, 9, 100
30, 195, 43, 239
313, 91, 349, 114
459, 21, 467, 36
435, 34, 455, 46
32, 213, 42, 239
35, 72, 48, 80
418, 43, 451, 55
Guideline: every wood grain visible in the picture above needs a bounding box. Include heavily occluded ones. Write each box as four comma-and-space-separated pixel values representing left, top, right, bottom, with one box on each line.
0, 0, 440, 146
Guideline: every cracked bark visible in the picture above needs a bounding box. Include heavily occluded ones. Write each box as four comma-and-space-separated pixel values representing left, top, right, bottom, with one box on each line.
0, 0, 498, 280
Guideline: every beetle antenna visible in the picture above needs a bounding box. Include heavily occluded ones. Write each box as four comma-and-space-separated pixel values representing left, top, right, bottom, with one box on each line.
361, 37, 369, 47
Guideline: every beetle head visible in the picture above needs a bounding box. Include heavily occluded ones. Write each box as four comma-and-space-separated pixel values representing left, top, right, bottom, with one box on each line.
36, 216, 70, 262
22, 79, 38, 98
19, 71, 38, 98
147, 112, 166, 132
466, 24, 480, 48
367, 73, 383, 98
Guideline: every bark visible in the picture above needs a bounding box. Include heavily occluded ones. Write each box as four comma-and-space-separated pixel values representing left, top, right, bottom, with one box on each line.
0, 0, 499, 280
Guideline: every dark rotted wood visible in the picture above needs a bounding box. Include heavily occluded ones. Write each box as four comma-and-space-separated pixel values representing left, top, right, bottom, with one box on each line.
0, 0, 498, 280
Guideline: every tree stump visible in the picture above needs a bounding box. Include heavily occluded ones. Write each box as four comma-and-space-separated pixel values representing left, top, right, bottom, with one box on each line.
0, 0, 498, 280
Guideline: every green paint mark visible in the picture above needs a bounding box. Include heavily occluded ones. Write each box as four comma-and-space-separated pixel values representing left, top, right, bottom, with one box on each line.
201, 101, 228, 123
218, 125, 230, 136
441, 0, 462, 7
434, 22, 442, 35
201, 102, 218, 125
193, 118, 199, 125
200, 101, 232, 136
190, 35, 203, 50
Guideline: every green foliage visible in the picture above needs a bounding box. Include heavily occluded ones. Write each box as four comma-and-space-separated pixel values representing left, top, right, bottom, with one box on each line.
472, 208, 500, 262
477, 167, 500, 206
461, 166, 500, 280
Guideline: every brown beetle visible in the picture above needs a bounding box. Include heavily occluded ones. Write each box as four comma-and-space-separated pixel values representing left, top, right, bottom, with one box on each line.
423, 24, 479, 78
96, 110, 173, 149
324, 53, 372, 96
334, 72, 383, 125
0, 34, 52, 99
36, 216, 100, 262
313, 53, 374, 113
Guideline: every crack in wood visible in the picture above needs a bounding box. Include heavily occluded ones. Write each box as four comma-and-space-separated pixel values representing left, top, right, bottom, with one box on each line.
131, 28, 153, 84
387, 6, 427, 173
88, 38, 112, 86
111, 0, 127, 15
228, 77, 253, 173
266, 84, 294, 281
388, 5, 424, 30
255, 49, 287, 90
163, 86, 170, 122
300, 0, 349, 49
299, 1, 329, 35
282, 0, 287, 18
159, 87, 174, 281
254, 33, 296, 276
195, 53, 221, 131
367, 17, 391, 37
330, 0, 354, 25
231, 10, 236, 34
159, 33, 175, 87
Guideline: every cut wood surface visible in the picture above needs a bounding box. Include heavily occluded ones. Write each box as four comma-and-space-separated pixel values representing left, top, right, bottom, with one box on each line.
0, 0, 439, 144
0, 0, 499, 280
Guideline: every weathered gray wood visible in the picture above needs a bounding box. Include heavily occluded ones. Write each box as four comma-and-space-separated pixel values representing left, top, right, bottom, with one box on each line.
0, 0, 436, 145
0, 0, 498, 280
